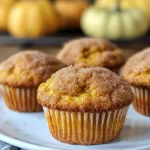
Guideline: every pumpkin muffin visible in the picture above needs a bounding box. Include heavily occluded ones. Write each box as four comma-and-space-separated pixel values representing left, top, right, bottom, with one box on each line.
38, 63, 133, 145
122, 48, 150, 116
0, 51, 65, 112
57, 38, 125, 73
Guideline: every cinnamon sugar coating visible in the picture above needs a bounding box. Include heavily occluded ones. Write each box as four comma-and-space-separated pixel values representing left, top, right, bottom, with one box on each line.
57, 38, 125, 68
122, 48, 150, 87
0, 51, 65, 87
38, 63, 133, 112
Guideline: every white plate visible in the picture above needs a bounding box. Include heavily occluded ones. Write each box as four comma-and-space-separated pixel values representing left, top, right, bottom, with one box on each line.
0, 95, 150, 150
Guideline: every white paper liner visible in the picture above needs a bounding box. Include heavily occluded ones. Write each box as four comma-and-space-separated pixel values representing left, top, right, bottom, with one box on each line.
2, 85, 42, 112
131, 86, 150, 116
43, 106, 129, 145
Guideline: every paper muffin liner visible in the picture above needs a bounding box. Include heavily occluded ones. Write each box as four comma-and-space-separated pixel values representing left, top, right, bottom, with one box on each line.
131, 86, 150, 116
43, 106, 129, 145
1, 85, 42, 112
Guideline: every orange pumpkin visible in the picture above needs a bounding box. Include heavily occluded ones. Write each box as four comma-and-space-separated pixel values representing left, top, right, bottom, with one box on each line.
55, 0, 90, 29
0, 0, 16, 31
8, 0, 58, 38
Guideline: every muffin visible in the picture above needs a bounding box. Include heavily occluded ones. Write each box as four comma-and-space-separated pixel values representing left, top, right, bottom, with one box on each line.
38, 63, 133, 145
0, 51, 65, 112
57, 38, 125, 73
122, 48, 150, 116
54, 0, 90, 29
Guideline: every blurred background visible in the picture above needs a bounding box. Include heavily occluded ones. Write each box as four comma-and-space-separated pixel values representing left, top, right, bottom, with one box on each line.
0, 0, 150, 60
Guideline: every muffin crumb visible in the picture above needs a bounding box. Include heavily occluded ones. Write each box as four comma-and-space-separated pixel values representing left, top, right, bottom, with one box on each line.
0, 51, 65, 87
57, 38, 125, 68
38, 63, 133, 112
122, 48, 150, 87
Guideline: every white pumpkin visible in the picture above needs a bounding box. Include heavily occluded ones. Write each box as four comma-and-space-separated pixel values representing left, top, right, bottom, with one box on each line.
96, 0, 150, 24
81, 6, 149, 40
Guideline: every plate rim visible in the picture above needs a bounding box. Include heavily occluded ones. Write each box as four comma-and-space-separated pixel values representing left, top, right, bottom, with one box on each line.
1, 132, 150, 150
0, 133, 62, 150
1, 100, 150, 150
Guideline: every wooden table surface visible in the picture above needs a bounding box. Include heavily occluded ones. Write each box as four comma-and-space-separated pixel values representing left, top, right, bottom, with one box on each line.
0, 41, 150, 62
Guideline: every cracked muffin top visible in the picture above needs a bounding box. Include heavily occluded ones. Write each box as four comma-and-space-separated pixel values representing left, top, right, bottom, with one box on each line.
57, 38, 125, 68
0, 51, 65, 87
122, 48, 150, 87
38, 63, 133, 112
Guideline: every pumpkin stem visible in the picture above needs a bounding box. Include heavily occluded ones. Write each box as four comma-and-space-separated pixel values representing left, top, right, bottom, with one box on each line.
116, 0, 121, 11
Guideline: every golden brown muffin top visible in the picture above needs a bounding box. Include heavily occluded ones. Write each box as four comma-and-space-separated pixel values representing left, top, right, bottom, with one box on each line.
0, 51, 65, 87
38, 63, 133, 112
57, 38, 125, 68
122, 48, 150, 87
